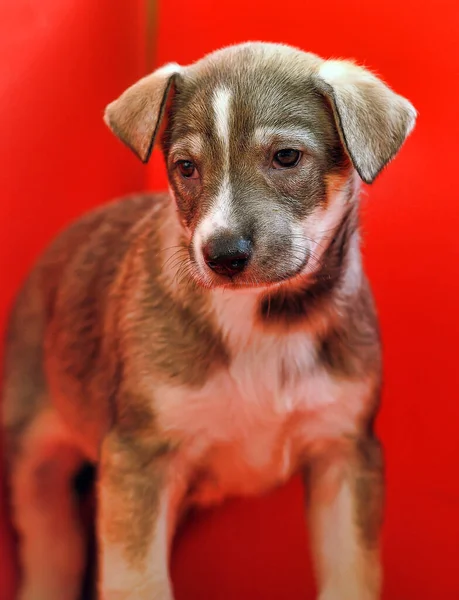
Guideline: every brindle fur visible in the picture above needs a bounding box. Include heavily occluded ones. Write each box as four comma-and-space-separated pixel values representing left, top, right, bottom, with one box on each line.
2, 42, 416, 600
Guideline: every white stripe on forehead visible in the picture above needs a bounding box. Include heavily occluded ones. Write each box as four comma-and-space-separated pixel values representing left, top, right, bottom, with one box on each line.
213, 87, 232, 149
193, 88, 234, 257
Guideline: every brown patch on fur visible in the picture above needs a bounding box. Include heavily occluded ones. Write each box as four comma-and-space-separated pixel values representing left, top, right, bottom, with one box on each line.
99, 432, 172, 569
354, 436, 384, 549
317, 278, 381, 378
259, 274, 337, 328
114, 392, 159, 438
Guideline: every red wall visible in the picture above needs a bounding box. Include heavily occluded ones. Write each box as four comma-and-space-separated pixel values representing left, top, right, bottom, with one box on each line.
1, 0, 459, 599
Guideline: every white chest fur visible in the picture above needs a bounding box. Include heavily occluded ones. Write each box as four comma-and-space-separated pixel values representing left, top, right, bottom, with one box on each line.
154, 292, 369, 507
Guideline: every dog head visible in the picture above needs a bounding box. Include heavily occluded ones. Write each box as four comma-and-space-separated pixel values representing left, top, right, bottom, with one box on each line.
105, 43, 416, 290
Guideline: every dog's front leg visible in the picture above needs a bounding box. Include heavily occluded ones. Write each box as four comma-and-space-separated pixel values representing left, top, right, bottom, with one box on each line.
304, 436, 384, 600
97, 431, 183, 600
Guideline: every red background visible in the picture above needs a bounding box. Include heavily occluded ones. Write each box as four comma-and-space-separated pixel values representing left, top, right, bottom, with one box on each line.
1, 0, 458, 598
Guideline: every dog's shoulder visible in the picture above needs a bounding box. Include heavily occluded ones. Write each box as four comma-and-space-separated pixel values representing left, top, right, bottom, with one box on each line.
42, 193, 168, 276
36, 193, 172, 447
39, 192, 166, 303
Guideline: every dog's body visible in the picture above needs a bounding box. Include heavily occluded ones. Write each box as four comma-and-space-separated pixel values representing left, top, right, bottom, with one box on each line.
2, 43, 415, 600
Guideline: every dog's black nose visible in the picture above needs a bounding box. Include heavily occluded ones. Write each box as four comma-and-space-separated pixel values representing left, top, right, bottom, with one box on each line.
203, 235, 252, 277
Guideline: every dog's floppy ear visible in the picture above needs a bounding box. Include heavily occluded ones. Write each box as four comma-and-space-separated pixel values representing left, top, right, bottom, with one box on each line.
315, 60, 417, 183
104, 63, 181, 163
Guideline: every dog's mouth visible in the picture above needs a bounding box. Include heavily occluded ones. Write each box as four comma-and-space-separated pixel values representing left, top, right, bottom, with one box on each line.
188, 250, 311, 292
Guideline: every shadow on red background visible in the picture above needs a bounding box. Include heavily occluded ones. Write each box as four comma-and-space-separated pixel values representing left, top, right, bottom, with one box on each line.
1, 0, 459, 599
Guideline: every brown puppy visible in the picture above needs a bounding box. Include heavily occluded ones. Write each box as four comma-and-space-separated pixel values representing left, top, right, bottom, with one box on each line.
2, 42, 416, 600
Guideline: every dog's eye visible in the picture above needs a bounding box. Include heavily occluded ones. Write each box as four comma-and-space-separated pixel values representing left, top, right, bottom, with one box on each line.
273, 149, 302, 169
177, 160, 198, 179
